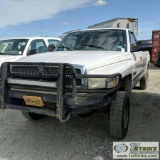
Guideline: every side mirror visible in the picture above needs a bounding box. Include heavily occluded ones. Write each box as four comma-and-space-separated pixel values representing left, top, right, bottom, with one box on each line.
138, 40, 152, 51
28, 49, 37, 56
138, 40, 152, 46
48, 44, 55, 52
131, 40, 152, 52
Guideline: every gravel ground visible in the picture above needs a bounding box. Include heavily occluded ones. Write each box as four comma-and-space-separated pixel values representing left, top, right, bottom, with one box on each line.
0, 66, 159, 160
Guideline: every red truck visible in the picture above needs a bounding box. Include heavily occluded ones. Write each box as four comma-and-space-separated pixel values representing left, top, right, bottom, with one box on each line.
152, 30, 160, 66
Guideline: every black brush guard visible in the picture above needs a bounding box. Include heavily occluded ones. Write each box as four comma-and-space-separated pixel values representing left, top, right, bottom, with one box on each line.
1, 62, 122, 122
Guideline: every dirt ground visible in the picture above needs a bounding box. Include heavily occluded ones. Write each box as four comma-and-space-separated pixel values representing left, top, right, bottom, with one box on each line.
0, 66, 159, 160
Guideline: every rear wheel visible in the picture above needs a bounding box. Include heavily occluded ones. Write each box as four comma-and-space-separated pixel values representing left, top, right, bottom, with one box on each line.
155, 52, 160, 67
22, 111, 44, 120
140, 69, 149, 90
109, 91, 130, 139
78, 112, 93, 118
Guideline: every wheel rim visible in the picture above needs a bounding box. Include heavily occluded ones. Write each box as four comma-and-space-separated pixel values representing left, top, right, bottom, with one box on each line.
124, 100, 129, 129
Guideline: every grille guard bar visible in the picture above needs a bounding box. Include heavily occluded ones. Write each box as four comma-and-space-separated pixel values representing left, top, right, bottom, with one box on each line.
1, 62, 122, 122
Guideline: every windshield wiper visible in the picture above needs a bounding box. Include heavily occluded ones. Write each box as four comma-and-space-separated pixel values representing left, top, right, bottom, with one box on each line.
82, 44, 107, 51
57, 45, 72, 51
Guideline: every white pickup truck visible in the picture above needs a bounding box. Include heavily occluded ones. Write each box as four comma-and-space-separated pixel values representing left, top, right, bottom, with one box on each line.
0, 37, 61, 66
1, 28, 150, 138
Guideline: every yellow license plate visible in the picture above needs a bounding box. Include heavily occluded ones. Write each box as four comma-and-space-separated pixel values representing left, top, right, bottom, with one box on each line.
23, 96, 44, 107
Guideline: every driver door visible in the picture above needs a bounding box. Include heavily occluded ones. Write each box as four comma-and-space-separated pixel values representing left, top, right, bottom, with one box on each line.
129, 31, 143, 79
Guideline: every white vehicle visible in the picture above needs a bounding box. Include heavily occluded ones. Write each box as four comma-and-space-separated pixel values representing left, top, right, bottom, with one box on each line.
0, 37, 61, 66
1, 28, 150, 138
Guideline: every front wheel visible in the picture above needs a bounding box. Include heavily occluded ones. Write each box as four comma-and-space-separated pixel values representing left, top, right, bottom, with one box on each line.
22, 111, 44, 120
109, 91, 130, 139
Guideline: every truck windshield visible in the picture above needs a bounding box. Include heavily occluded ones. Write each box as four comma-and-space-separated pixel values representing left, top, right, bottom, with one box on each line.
57, 29, 127, 51
0, 39, 28, 55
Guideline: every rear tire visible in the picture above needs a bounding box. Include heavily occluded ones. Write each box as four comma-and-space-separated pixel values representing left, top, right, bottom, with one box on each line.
140, 69, 149, 90
78, 112, 93, 118
109, 91, 130, 139
22, 111, 44, 120
155, 52, 160, 67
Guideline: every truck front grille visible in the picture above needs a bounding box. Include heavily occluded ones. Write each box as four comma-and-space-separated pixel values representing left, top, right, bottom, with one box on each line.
10, 64, 59, 78
10, 64, 81, 78
8, 63, 82, 92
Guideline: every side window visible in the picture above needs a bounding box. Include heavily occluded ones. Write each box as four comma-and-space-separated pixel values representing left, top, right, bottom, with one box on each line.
28, 39, 47, 55
130, 32, 137, 46
48, 40, 60, 47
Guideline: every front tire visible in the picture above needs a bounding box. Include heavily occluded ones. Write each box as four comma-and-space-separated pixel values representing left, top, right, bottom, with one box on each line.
140, 69, 149, 90
22, 111, 44, 120
109, 91, 130, 139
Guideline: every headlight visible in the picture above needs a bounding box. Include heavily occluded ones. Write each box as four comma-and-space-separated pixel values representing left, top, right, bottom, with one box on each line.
88, 76, 119, 89
106, 77, 119, 89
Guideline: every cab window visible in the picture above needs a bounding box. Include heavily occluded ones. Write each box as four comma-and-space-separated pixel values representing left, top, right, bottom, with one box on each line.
130, 32, 137, 46
28, 39, 47, 55
48, 39, 60, 47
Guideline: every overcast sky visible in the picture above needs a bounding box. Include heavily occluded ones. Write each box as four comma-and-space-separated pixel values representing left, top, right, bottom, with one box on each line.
0, 0, 159, 39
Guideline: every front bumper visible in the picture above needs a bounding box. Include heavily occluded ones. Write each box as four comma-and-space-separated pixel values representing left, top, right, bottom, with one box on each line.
1, 62, 122, 122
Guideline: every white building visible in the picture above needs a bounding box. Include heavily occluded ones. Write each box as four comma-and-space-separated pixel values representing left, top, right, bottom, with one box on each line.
88, 18, 138, 36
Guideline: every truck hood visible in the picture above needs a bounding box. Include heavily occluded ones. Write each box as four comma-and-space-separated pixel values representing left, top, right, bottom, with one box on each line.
17, 51, 131, 71
0, 55, 23, 66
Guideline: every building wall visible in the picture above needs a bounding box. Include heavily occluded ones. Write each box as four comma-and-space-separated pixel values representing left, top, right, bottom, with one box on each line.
111, 19, 138, 36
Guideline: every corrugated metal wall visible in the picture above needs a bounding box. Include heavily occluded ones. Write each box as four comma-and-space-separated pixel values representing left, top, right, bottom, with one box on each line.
152, 30, 160, 62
